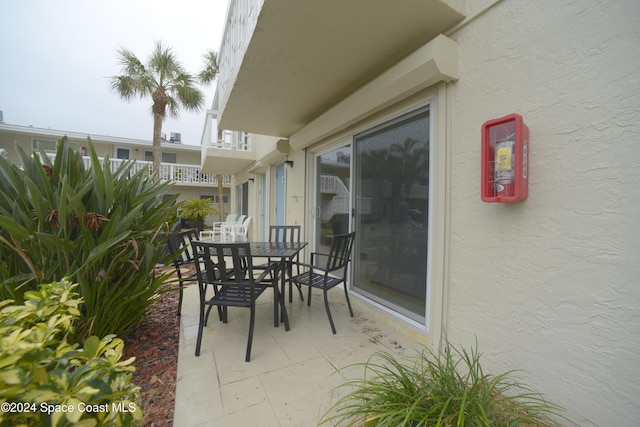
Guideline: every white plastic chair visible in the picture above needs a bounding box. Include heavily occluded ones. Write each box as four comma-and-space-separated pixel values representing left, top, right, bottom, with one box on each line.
235, 216, 252, 241
222, 216, 251, 242
199, 214, 237, 241
221, 215, 248, 242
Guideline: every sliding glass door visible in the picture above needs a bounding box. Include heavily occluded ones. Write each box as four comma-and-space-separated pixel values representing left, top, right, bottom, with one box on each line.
353, 106, 430, 323
313, 144, 351, 256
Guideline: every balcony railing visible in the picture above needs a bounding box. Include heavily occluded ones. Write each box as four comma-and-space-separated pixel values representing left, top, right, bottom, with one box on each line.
75, 156, 230, 186
217, 0, 263, 113
209, 139, 251, 151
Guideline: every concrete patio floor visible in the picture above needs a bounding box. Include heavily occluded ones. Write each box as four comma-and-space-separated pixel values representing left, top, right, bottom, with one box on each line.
173, 282, 429, 426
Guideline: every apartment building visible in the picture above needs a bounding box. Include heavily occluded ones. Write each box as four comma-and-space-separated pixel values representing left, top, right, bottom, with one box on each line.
199, 1, 640, 425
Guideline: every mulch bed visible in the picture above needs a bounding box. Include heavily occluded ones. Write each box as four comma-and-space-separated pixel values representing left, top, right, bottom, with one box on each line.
122, 277, 181, 427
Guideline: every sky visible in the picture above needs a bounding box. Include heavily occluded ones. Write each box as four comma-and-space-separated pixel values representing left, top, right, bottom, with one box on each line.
0, 0, 229, 146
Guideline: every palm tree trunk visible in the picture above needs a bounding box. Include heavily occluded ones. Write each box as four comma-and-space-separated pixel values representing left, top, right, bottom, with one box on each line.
217, 174, 225, 219
152, 113, 163, 182
215, 128, 225, 219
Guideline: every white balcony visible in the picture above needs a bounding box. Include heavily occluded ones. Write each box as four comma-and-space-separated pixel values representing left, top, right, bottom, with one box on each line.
78, 156, 231, 187
200, 128, 258, 175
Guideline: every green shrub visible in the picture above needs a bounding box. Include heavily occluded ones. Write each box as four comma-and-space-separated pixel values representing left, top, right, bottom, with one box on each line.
0, 279, 142, 426
323, 339, 569, 426
179, 198, 217, 232
0, 137, 178, 339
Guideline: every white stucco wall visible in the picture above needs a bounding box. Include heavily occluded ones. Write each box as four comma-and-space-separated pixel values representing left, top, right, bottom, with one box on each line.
445, 0, 640, 425
238, 0, 637, 423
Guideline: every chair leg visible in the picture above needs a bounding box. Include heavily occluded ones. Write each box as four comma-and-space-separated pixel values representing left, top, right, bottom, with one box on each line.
289, 281, 304, 303
286, 262, 304, 303
246, 303, 256, 362
204, 304, 215, 326
175, 269, 184, 316
343, 284, 354, 317
323, 288, 337, 334
195, 303, 206, 356
277, 284, 290, 331
272, 283, 279, 328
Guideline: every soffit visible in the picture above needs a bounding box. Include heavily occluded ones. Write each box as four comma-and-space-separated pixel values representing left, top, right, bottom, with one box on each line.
218, 0, 464, 138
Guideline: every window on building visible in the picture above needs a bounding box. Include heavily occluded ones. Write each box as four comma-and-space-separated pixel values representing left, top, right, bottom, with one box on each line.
32, 139, 58, 152
116, 148, 130, 159
205, 195, 229, 204
144, 151, 177, 163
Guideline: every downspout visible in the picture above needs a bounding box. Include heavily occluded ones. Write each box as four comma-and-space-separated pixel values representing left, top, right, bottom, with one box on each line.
303, 148, 309, 260
438, 81, 454, 355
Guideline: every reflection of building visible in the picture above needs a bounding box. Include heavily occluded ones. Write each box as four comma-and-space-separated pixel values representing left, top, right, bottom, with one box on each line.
200, 2, 639, 425
319, 153, 350, 221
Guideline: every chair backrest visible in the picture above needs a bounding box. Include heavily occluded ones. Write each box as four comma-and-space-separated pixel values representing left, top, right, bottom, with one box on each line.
241, 216, 252, 229
269, 225, 301, 243
167, 229, 199, 265
191, 241, 254, 289
225, 214, 238, 224
237, 217, 252, 239
236, 214, 247, 225
325, 232, 356, 272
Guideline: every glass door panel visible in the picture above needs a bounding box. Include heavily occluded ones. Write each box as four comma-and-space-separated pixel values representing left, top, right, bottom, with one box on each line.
353, 107, 430, 323
314, 145, 351, 256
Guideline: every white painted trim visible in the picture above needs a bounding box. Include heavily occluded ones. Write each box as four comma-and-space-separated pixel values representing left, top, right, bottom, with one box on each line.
290, 34, 459, 151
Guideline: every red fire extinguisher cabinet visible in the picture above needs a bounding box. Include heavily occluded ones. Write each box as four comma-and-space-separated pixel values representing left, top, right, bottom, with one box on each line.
481, 113, 529, 203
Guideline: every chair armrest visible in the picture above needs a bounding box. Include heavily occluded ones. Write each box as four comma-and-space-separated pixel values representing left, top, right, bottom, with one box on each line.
255, 261, 282, 283
309, 252, 331, 268
297, 255, 330, 274
295, 261, 315, 270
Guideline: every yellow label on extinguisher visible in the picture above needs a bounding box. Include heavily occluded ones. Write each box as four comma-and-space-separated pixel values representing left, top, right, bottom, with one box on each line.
496, 146, 513, 171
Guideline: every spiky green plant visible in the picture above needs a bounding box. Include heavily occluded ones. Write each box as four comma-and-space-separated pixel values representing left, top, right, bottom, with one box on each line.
0, 137, 178, 340
322, 339, 569, 426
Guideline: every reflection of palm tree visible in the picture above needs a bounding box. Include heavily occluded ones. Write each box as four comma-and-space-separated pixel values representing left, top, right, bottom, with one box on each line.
360, 137, 428, 223
361, 148, 390, 221
390, 138, 428, 195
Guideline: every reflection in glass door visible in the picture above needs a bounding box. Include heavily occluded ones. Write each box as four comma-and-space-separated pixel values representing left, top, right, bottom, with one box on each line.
353, 106, 430, 323
314, 145, 351, 256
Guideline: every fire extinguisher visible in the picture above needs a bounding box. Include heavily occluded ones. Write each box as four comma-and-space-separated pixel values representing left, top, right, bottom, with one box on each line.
481, 113, 529, 203
494, 136, 515, 197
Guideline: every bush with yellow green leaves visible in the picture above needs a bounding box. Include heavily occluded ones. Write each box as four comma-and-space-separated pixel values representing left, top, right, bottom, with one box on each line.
0, 279, 142, 427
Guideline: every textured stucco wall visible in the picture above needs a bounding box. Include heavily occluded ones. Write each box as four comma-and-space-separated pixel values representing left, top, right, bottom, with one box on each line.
445, 0, 640, 425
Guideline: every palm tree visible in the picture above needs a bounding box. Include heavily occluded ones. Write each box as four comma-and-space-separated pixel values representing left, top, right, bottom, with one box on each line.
110, 42, 218, 181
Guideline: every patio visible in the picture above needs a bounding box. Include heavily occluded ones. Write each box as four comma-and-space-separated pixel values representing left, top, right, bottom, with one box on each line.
173, 282, 428, 426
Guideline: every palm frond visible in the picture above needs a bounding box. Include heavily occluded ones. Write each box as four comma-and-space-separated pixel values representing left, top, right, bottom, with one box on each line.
149, 40, 185, 83
116, 47, 147, 76
198, 49, 219, 84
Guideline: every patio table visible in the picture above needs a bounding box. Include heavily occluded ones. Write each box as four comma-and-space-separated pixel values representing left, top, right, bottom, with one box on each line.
203, 241, 308, 329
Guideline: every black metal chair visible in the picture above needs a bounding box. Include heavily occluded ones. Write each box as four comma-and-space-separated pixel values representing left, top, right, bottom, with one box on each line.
191, 241, 282, 362
290, 232, 356, 334
166, 229, 199, 316
256, 225, 305, 303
